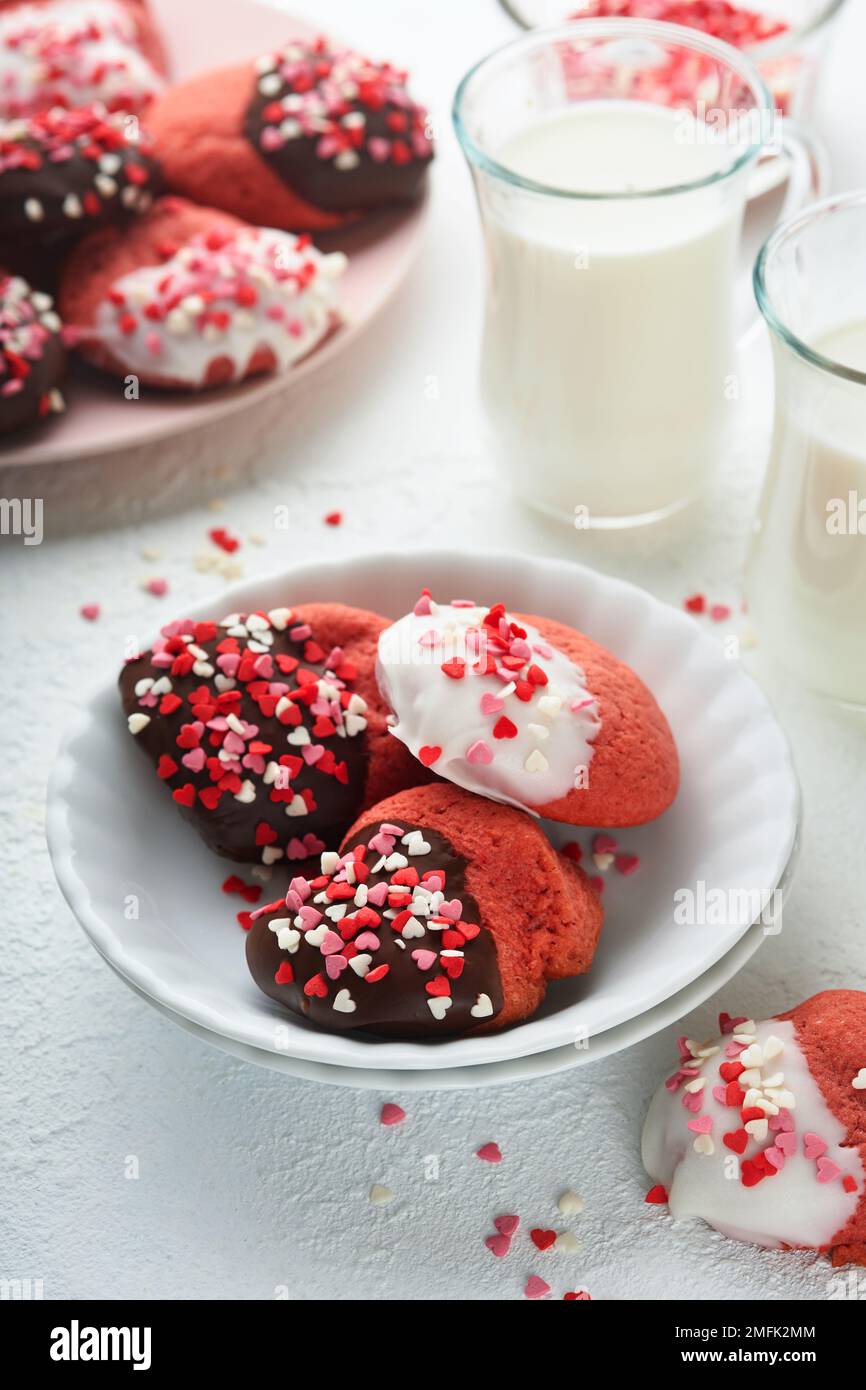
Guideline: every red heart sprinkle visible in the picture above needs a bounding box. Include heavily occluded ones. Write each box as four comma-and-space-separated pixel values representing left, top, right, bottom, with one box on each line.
842, 1175, 858, 1193
418, 745, 441, 767
476, 1142, 502, 1163
274, 962, 294, 985
255, 822, 278, 846
719, 1061, 744, 1082
530, 1228, 557, 1252
380, 1104, 405, 1127
425, 976, 451, 998
172, 783, 195, 808
492, 715, 518, 740
723, 1129, 749, 1155
236, 911, 254, 931
441, 658, 465, 679
156, 755, 177, 779
644, 1185, 668, 1204
304, 974, 328, 999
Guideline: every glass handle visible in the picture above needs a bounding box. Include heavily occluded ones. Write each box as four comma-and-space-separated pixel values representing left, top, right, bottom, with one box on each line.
738, 121, 830, 346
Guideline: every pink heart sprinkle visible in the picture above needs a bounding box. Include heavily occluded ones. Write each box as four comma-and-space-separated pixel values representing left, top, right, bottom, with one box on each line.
681, 1090, 703, 1113
380, 1103, 405, 1127
817, 1156, 841, 1184
80, 603, 100, 621
688, 1114, 713, 1135
354, 931, 380, 951
726, 1041, 747, 1057
439, 899, 463, 921
320, 931, 344, 956
413, 593, 432, 616
593, 833, 618, 854
485, 1234, 511, 1258
765, 1145, 785, 1171
712, 1085, 728, 1104
803, 1132, 828, 1160
297, 906, 321, 928
466, 739, 493, 765
302, 744, 325, 766
480, 692, 504, 715
494, 1214, 519, 1237
775, 1130, 796, 1156
325, 955, 347, 980
524, 1276, 550, 1300
411, 949, 437, 971
181, 748, 205, 773
476, 1142, 502, 1164
366, 883, 389, 907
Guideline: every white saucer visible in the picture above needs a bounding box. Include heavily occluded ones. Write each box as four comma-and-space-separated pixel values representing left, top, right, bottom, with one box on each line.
47, 549, 800, 1076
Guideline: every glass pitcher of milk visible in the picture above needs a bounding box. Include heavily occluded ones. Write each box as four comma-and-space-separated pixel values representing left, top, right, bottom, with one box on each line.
453, 19, 825, 528
747, 191, 866, 709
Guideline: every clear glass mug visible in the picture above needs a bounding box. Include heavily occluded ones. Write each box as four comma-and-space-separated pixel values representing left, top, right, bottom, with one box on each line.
747, 191, 866, 709
498, 1, 848, 121
453, 19, 826, 528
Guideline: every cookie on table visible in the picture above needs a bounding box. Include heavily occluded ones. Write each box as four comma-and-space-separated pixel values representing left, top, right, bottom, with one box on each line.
146, 36, 433, 233
120, 602, 432, 866
0, 0, 167, 118
58, 195, 346, 389
246, 782, 604, 1038
0, 273, 64, 433
0, 105, 160, 276
642, 991, 866, 1266
377, 593, 679, 828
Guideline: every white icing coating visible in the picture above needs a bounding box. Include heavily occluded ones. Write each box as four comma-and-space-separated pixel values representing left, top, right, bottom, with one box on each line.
91, 227, 346, 387
642, 1018, 863, 1252
0, 1, 164, 116
376, 599, 599, 811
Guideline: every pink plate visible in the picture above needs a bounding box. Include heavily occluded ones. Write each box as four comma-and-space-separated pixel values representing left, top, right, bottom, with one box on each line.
0, 0, 430, 468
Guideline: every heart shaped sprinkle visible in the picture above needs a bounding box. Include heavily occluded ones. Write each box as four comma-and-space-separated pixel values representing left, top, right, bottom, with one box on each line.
852, 1068, 866, 1090
817, 1156, 841, 1184
494, 1214, 519, 1237
723, 1130, 748, 1155
485, 1234, 510, 1258
530, 1229, 557, 1252
803, 1133, 827, 1160
418, 745, 441, 767
480, 692, 504, 715
476, 1142, 502, 1164
466, 739, 493, 765
644, 1185, 668, 1204
380, 1103, 405, 1127
524, 1276, 551, 1300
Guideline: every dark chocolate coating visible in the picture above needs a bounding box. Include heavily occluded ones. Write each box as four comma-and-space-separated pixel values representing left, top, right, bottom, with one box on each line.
246, 819, 504, 1038
0, 278, 65, 435
244, 46, 433, 214
0, 109, 161, 269
120, 614, 370, 863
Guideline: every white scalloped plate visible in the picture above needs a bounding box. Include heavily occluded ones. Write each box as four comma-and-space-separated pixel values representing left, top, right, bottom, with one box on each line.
47, 550, 800, 1074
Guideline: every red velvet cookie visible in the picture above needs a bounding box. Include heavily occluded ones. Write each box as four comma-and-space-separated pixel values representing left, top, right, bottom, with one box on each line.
642, 992, 866, 1265
0, 273, 65, 433
146, 36, 433, 233
377, 595, 679, 828
246, 783, 604, 1038
120, 602, 431, 867
0, 0, 167, 119
0, 105, 160, 276
58, 195, 346, 389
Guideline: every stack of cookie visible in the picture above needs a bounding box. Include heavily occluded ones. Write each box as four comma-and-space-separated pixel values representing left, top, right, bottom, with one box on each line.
0, 0, 434, 434
120, 591, 679, 1039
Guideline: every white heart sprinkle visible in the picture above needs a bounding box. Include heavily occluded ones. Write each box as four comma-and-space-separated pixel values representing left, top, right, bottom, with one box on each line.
261, 845, 283, 866
557, 1191, 584, 1217
348, 954, 372, 978
286, 795, 308, 818
333, 989, 356, 1014
127, 713, 150, 735
739, 1043, 764, 1068
287, 726, 311, 746
304, 924, 327, 948
852, 1068, 866, 1090
555, 1231, 580, 1253
427, 996, 452, 1021
401, 916, 425, 940
470, 993, 494, 1019
369, 1184, 394, 1206
234, 780, 255, 804
693, 1134, 715, 1155
267, 607, 293, 630
762, 1035, 785, 1061
524, 749, 549, 773
744, 1118, 768, 1141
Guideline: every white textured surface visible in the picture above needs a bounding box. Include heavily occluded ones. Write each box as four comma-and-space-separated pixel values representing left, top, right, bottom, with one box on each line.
2, 0, 866, 1301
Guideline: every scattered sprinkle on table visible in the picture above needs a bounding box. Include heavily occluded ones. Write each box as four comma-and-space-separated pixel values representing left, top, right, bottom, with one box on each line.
524, 1275, 551, 1300
143, 577, 168, 597
79, 603, 100, 621
475, 1142, 502, 1163
209, 526, 240, 554
324, 510, 343, 526
380, 1103, 406, 1127
369, 1183, 395, 1206
557, 1191, 584, 1217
